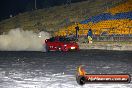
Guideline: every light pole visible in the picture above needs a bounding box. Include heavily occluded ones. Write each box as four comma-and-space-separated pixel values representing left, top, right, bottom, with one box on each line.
66, 0, 71, 7
35, 0, 37, 10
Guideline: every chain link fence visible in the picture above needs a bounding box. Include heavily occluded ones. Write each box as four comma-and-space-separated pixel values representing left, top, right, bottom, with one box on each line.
93, 35, 132, 42
77, 34, 132, 43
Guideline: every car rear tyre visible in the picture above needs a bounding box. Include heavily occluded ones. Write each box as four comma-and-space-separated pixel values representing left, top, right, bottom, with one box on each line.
45, 45, 49, 52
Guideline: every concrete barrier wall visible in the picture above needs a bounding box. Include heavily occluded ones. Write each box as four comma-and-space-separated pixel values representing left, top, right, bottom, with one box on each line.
78, 43, 132, 51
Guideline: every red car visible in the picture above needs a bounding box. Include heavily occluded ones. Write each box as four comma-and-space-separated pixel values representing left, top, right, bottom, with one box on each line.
45, 37, 79, 52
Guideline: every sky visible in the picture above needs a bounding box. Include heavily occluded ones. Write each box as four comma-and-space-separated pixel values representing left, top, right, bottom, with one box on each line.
0, 0, 42, 20
0, 0, 87, 21
0, 0, 64, 21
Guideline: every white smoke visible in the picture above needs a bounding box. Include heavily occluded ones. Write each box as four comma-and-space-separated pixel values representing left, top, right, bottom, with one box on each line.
0, 28, 51, 51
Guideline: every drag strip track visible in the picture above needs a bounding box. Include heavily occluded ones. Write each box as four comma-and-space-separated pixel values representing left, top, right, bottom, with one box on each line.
0, 50, 132, 88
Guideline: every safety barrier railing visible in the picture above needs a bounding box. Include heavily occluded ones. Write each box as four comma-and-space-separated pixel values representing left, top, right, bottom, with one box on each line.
93, 35, 132, 41
77, 34, 132, 42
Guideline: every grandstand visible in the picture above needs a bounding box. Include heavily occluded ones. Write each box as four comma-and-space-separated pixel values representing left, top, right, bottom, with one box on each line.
56, 12, 132, 36
107, 0, 132, 14
56, 0, 132, 36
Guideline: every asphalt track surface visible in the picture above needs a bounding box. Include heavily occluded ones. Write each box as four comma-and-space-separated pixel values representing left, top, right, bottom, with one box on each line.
0, 50, 132, 88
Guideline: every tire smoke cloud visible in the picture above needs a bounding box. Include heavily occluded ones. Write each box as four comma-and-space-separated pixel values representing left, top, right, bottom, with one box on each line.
0, 28, 51, 51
